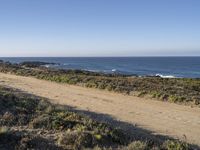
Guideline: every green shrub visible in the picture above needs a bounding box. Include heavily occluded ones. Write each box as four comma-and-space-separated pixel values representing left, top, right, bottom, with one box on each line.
127, 141, 147, 150
0, 127, 9, 135
169, 95, 179, 103
163, 140, 189, 150
138, 91, 147, 97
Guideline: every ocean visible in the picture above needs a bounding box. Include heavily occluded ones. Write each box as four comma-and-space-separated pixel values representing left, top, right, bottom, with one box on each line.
0, 57, 200, 78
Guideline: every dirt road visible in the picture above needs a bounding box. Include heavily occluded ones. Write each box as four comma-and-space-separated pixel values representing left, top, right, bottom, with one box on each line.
0, 73, 200, 146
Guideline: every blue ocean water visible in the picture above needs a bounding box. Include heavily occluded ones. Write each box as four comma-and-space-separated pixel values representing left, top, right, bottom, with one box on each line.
0, 57, 200, 78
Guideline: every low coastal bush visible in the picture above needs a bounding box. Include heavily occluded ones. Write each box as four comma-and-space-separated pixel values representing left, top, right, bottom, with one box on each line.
126, 141, 148, 150
163, 140, 189, 150
0, 61, 200, 106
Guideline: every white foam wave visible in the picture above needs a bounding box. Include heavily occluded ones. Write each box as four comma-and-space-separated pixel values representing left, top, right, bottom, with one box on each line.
111, 69, 117, 72
44, 65, 50, 68
155, 74, 176, 78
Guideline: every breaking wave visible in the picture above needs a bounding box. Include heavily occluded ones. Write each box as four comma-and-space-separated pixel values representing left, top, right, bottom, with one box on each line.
155, 74, 176, 78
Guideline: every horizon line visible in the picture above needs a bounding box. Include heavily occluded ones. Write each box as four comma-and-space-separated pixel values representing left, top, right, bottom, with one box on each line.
1, 56, 200, 58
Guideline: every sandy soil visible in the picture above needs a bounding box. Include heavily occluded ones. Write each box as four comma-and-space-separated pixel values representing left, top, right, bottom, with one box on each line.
0, 73, 200, 146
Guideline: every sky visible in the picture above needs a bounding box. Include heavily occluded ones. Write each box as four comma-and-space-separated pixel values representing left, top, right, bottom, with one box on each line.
0, 0, 200, 57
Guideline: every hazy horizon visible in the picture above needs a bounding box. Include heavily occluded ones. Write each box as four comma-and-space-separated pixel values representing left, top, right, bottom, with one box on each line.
1, 55, 199, 57
0, 0, 200, 57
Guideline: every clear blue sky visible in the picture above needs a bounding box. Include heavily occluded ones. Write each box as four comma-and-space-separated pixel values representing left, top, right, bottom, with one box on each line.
0, 0, 200, 57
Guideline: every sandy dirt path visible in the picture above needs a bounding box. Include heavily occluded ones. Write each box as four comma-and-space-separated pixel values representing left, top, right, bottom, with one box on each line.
0, 73, 200, 146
